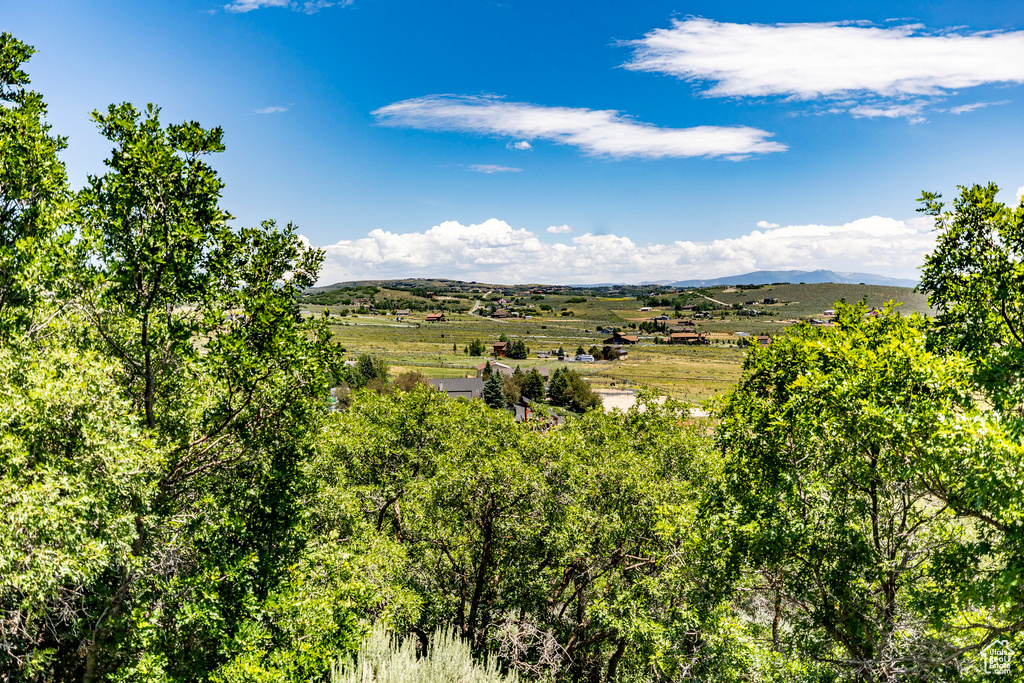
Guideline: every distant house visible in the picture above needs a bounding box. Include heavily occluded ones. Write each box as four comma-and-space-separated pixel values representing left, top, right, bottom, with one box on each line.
670, 332, 707, 345
536, 351, 550, 358
652, 315, 670, 321
425, 312, 445, 322
679, 305, 697, 311
492, 341, 508, 357
491, 309, 510, 319
639, 306, 652, 311
476, 361, 513, 378
428, 377, 484, 400
603, 332, 638, 345
395, 309, 411, 317
763, 297, 778, 305
757, 335, 772, 346
576, 354, 595, 362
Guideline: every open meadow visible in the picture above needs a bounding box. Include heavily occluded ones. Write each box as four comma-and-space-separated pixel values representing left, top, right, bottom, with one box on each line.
302, 281, 932, 405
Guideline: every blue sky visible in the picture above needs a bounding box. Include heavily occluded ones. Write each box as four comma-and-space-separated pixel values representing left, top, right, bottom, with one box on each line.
5, 0, 1024, 284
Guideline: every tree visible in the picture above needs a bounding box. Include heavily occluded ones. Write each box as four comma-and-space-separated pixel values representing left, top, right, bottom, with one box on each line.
0, 33, 69, 335
68, 102, 340, 681
548, 367, 570, 406
344, 353, 390, 390
483, 372, 505, 409
919, 183, 1024, 421
548, 367, 600, 413
717, 302, 990, 681
916, 183, 1024, 663
394, 370, 428, 392
0, 342, 161, 682
501, 373, 522, 406
469, 338, 485, 356
522, 369, 545, 401
312, 388, 736, 682
575, 344, 585, 356
506, 339, 528, 360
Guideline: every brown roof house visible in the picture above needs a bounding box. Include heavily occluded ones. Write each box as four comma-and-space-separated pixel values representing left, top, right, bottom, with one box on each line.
476, 361, 513, 378
670, 332, 707, 345
603, 332, 639, 345
425, 312, 445, 322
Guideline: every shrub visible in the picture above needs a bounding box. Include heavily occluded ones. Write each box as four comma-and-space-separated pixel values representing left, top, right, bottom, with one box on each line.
331, 623, 516, 683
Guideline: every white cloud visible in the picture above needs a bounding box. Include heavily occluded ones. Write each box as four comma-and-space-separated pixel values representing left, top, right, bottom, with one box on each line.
946, 100, 1009, 114
624, 18, 1024, 119
225, 0, 348, 14
372, 95, 786, 159
510, 140, 533, 150
1016, 185, 1024, 204
848, 101, 927, 122
756, 220, 779, 229
226, 0, 289, 11
254, 106, 289, 114
546, 225, 574, 234
312, 215, 934, 285
468, 164, 522, 174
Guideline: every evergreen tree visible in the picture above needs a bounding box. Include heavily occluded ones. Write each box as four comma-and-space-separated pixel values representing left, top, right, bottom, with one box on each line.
483, 372, 504, 409
507, 339, 528, 360
523, 368, 545, 401
548, 367, 569, 405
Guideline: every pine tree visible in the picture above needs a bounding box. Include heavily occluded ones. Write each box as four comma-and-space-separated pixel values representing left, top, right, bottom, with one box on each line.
523, 369, 545, 401
483, 372, 504, 409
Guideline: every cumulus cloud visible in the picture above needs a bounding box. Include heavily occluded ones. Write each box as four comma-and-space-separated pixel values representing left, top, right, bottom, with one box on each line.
372, 95, 786, 159
312, 215, 934, 285
254, 106, 289, 114
624, 18, 1024, 119
225, 0, 348, 14
756, 220, 779, 229
509, 140, 533, 150
468, 164, 522, 174
546, 225, 574, 234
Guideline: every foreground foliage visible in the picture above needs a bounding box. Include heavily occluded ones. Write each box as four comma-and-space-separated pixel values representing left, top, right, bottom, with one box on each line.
309, 388, 737, 682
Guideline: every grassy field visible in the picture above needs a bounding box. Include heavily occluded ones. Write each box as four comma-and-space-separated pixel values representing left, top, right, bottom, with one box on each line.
304, 281, 931, 404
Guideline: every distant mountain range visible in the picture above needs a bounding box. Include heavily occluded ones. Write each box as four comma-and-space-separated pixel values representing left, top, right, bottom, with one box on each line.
662, 270, 919, 288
